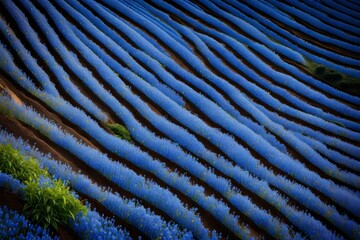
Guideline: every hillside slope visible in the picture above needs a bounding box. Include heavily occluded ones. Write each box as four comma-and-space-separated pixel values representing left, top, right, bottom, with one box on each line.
0, 0, 359, 239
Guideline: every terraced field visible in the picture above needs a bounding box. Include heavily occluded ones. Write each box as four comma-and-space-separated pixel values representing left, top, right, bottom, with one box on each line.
0, 0, 359, 239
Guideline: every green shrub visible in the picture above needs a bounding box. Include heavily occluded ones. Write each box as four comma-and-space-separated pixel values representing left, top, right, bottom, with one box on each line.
105, 123, 132, 142
0, 144, 87, 229
0, 144, 47, 181
305, 59, 360, 95
23, 177, 87, 229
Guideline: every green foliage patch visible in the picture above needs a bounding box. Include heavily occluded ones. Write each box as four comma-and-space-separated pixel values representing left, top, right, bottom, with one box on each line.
0, 144, 87, 229
23, 177, 86, 229
105, 122, 132, 142
305, 59, 360, 96
0, 144, 47, 181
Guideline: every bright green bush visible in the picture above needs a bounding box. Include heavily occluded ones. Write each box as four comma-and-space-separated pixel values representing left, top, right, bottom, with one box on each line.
23, 177, 87, 229
0, 144, 47, 182
0, 144, 87, 229
105, 122, 132, 142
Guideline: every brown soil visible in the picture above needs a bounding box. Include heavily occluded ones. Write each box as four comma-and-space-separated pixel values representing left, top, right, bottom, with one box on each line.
0, 82, 22, 106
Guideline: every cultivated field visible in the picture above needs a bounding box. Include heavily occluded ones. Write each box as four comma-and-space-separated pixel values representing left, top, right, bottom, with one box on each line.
0, 0, 359, 239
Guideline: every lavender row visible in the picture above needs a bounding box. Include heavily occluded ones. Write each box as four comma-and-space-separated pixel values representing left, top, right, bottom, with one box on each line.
333, 0, 360, 12
0, 6, 107, 123
323, 0, 360, 21
247, 0, 360, 53
267, 0, 360, 45
213, 0, 360, 78
0, 19, 58, 96
286, 0, 359, 35
252, 102, 360, 160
